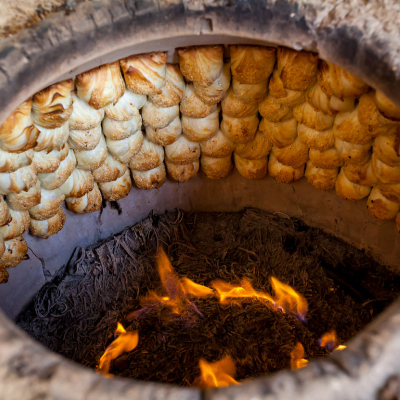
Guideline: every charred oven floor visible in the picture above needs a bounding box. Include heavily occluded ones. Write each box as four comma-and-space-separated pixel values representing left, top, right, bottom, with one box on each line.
17, 209, 400, 385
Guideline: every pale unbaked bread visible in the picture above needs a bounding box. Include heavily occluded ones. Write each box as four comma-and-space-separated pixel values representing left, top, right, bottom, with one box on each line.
234, 130, 271, 160
182, 108, 220, 142
0, 164, 37, 195
373, 129, 400, 167
92, 153, 127, 183
231, 78, 268, 105
105, 90, 146, 121
297, 124, 334, 151
372, 153, 400, 184
309, 147, 343, 169
146, 116, 181, 146
234, 153, 268, 180
32, 79, 74, 128
99, 168, 132, 200
230, 45, 276, 84
293, 102, 335, 131
7, 180, 41, 211
200, 130, 236, 158
221, 113, 259, 144
258, 95, 294, 122
34, 122, 69, 152
180, 84, 216, 118
268, 153, 304, 183
149, 64, 185, 108
342, 158, 378, 186
0, 208, 30, 240
334, 109, 374, 145
259, 118, 297, 149
120, 52, 167, 95
69, 91, 105, 130
375, 91, 400, 120
75, 135, 108, 171
0, 197, 11, 227
178, 45, 223, 85
29, 188, 65, 220
29, 208, 66, 239
132, 164, 166, 190
68, 125, 102, 151
75, 61, 125, 109
335, 137, 372, 166
129, 137, 164, 171
142, 102, 179, 129
335, 169, 371, 201
106, 130, 143, 163
193, 63, 231, 106
65, 183, 102, 214
271, 136, 309, 168
306, 83, 336, 116
0, 148, 33, 173
221, 88, 258, 118
165, 136, 200, 165
38, 149, 76, 190
318, 60, 369, 99
59, 169, 94, 198
379, 183, 400, 204
102, 115, 142, 141
305, 161, 338, 191
165, 159, 199, 183
33, 143, 69, 174
367, 186, 400, 220
0, 99, 39, 153
201, 155, 233, 180
1, 237, 28, 268
358, 92, 398, 137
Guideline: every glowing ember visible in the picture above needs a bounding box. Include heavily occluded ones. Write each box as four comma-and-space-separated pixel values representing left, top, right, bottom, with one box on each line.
97, 323, 139, 375
127, 248, 213, 323
194, 356, 240, 389
320, 330, 347, 352
290, 342, 308, 370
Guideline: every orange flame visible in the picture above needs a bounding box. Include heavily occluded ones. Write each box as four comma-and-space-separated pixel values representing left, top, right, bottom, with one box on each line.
320, 330, 346, 352
97, 323, 139, 375
290, 342, 308, 370
194, 356, 240, 389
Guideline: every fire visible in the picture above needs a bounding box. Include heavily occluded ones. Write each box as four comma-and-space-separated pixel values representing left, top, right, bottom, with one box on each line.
127, 248, 213, 322
211, 276, 308, 321
320, 330, 347, 352
97, 322, 139, 375
194, 356, 240, 389
290, 342, 308, 370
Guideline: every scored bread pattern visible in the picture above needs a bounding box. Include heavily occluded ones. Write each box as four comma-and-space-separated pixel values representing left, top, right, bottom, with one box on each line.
0, 44, 399, 283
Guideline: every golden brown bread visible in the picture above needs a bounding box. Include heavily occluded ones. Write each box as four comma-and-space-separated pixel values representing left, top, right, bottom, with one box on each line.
129, 137, 164, 171
68, 125, 102, 151
234, 130, 272, 160
342, 158, 377, 186
277, 47, 318, 91
76, 62, 125, 109
305, 161, 338, 191
75, 135, 108, 171
293, 102, 334, 131
200, 130, 236, 158
149, 64, 184, 108
258, 95, 294, 122
29, 208, 66, 239
0, 99, 39, 153
0, 197, 11, 227
268, 153, 304, 183
165, 160, 199, 183
335, 137, 372, 166
7, 180, 41, 211
221, 88, 258, 118
367, 187, 400, 220
193, 63, 231, 106
0, 164, 38, 195
269, 70, 307, 105
231, 78, 268, 105
33, 143, 69, 174
378, 183, 400, 204
318, 60, 369, 100
230, 45, 276, 84
32, 79, 74, 128
120, 52, 167, 95
34, 122, 69, 152
145, 116, 181, 146
182, 108, 220, 142
259, 118, 297, 149
29, 188, 64, 220
306, 83, 337, 116
180, 84, 216, 118
1, 237, 28, 268
221, 113, 259, 144
375, 91, 400, 120
0, 261, 8, 283
99, 169, 132, 200
297, 124, 334, 151
201, 155, 233, 180
329, 96, 355, 112
92, 153, 127, 183
178, 45, 223, 85
102, 115, 142, 141
165, 136, 200, 165
0, 208, 30, 240
69, 91, 105, 130
106, 130, 143, 164
372, 153, 400, 184
271, 136, 309, 169
131, 163, 166, 190
65, 183, 102, 214
0, 148, 33, 173
234, 153, 268, 180
309, 147, 343, 169
142, 102, 179, 129
335, 168, 371, 201
60, 168, 94, 198
373, 128, 400, 167
104, 90, 146, 121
